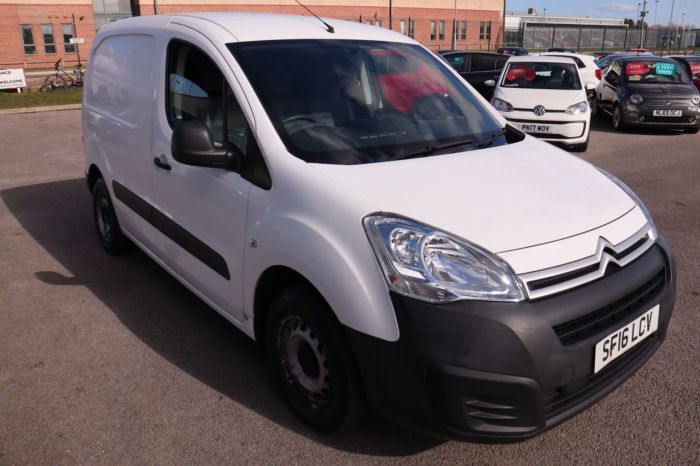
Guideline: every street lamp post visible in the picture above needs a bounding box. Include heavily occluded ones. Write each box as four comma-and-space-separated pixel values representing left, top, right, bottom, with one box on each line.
639, 0, 648, 48
666, 0, 675, 51
451, 0, 457, 49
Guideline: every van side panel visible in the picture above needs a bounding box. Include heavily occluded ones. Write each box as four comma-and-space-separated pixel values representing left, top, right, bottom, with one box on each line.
83, 33, 158, 252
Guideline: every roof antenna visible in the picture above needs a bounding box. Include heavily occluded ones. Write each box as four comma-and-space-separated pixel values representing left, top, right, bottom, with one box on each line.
294, 0, 335, 33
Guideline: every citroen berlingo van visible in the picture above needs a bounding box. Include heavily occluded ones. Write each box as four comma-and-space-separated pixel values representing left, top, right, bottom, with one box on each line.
83, 13, 675, 441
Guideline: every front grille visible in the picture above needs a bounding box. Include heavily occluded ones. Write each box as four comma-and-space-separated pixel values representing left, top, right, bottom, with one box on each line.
552, 266, 665, 346
641, 115, 696, 124
519, 226, 654, 300
543, 336, 657, 418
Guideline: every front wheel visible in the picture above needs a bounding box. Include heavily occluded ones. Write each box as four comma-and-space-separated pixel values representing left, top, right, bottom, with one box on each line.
266, 287, 366, 432
683, 127, 700, 134
589, 94, 599, 118
571, 136, 589, 152
612, 105, 625, 131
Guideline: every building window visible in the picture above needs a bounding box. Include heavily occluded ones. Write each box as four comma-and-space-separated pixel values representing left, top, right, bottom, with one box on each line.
20, 25, 36, 55
62, 23, 76, 53
439, 20, 445, 40
480, 21, 492, 41
365, 20, 372, 25
400, 19, 406, 35
460, 21, 467, 40
41, 24, 56, 54
408, 19, 415, 38
430, 20, 436, 40
375, 19, 381, 28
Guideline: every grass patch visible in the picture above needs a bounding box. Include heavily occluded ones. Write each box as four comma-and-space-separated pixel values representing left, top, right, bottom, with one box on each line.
0, 88, 82, 110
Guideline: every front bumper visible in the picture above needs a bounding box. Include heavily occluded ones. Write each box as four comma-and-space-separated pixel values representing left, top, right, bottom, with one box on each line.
503, 111, 589, 144
621, 103, 700, 128
346, 238, 675, 442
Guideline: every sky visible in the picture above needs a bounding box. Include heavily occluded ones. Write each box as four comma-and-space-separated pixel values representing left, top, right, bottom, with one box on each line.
506, 0, 698, 27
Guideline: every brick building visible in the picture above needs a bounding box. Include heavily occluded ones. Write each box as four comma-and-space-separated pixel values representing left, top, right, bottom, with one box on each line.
1, 0, 505, 69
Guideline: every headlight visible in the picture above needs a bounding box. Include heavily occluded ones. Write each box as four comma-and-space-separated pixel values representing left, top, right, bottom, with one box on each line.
491, 98, 514, 113
363, 215, 525, 303
599, 170, 657, 240
629, 94, 644, 105
691, 95, 700, 105
565, 101, 589, 115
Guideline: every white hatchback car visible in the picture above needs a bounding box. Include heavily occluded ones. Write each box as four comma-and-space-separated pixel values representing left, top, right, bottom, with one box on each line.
489, 55, 592, 151
83, 13, 675, 441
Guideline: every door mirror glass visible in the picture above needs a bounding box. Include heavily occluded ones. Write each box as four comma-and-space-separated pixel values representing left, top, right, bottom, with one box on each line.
484, 79, 496, 87
171, 119, 243, 171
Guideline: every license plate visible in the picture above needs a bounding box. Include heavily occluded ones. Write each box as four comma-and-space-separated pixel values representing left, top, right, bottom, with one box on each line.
520, 123, 550, 133
652, 110, 682, 117
593, 305, 659, 373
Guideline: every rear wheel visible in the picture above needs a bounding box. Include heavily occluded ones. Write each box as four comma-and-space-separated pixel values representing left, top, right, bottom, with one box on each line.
266, 286, 366, 432
612, 105, 625, 131
44, 75, 68, 92
92, 178, 129, 255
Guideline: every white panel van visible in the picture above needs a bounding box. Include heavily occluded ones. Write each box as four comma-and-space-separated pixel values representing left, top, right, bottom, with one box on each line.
83, 13, 675, 441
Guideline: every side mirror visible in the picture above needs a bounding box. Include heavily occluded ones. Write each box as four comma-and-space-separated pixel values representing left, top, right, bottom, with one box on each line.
171, 120, 243, 171
485, 79, 496, 87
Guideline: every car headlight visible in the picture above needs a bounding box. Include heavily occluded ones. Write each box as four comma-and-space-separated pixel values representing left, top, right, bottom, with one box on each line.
363, 215, 525, 303
566, 101, 589, 115
629, 94, 644, 105
599, 170, 657, 240
491, 98, 514, 113
691, 95, 700, 105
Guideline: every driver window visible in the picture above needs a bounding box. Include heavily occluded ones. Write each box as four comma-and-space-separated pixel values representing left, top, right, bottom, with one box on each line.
606, 61, 621, 83
166, 40, 250, 156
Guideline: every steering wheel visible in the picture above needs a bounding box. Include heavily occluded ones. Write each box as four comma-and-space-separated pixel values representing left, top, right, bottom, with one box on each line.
412, 93, 454, 121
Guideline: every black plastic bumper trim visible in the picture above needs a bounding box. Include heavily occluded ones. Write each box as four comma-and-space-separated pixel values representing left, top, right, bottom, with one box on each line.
111, 180, 230, 280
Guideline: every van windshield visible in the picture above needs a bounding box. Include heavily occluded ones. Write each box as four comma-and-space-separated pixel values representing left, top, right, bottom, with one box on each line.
500, 62, 582, 90
228, 40, 504, 164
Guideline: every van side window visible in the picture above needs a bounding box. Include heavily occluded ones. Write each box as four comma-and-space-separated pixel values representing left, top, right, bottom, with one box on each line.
166, 40, 250, 156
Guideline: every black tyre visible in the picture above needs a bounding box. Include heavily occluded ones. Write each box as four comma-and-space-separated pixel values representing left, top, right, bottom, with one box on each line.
92, 178, 128, 255
266, 286, 365, 432
612, 105, 625, 131
684, 127, 700, 134
589, 94, 600, 118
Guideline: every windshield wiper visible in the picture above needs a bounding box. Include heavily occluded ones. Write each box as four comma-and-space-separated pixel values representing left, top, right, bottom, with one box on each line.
398, 138, 474, 160
478, 128, 508, 149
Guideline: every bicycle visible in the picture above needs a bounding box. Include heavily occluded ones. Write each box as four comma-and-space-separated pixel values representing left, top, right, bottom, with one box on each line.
40, 58, 84, 92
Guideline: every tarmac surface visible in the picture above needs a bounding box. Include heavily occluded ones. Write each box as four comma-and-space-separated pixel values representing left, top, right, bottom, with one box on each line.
1, 110, 699, 464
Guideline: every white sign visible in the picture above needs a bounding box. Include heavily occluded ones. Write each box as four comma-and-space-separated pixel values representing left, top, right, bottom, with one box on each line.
0, 68, 26, 90
69, 37, 85, 44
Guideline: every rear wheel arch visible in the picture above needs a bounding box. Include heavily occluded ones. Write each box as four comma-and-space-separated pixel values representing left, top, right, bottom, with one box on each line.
87, 164, 103, 193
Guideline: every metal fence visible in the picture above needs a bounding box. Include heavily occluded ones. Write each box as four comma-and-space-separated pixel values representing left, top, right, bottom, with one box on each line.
509, 24, 697, 54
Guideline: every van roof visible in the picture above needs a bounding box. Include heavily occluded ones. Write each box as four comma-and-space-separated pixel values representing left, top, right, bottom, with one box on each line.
100, 12, 415, 45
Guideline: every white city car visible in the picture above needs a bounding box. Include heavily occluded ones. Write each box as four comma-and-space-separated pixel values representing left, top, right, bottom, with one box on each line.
489, 55, 592, 151
83, 13, 674, 441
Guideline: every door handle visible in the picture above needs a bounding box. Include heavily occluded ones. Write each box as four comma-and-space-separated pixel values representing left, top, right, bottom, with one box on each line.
153, 157, 171, 171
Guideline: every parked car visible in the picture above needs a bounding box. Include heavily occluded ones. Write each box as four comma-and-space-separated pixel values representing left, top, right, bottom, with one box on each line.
548, 47, 576, 53
441, 51, 509, 98
593, 56, 700, 132
595, 52, 637, 71
625, 48, 655, 55
540, 52, 602, 103
83, 13, 676, 441
488, 55, 591, 151
497, 46, 528, 56
668, 55, 700, 92
591, 51, 614, 60
435, 49, 461, 55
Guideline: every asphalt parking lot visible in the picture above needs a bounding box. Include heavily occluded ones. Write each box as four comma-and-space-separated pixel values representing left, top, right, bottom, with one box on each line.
1, 109, 699, 465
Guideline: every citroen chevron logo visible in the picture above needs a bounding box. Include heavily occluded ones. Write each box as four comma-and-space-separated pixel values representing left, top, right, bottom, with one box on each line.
596, 237, 621, 274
